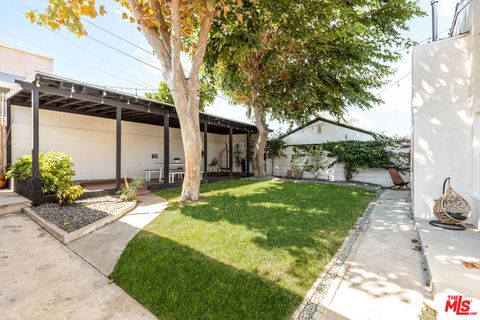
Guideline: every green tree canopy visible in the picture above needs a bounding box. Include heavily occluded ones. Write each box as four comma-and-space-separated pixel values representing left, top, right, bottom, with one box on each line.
204, 0, 423, 176
146, 79, 216, 111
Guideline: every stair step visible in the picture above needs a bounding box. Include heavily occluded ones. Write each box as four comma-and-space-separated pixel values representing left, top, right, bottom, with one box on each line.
0, 191, 31, 215
0, 200, 31, 215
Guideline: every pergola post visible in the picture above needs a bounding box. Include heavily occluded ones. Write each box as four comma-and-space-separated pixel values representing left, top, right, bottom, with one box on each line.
163, 111, 170, 185
203, 121, 208, 183
229, 126, 233, 178
31, 88, 41, 205
6, 99, 12, 187
246, 132, 250, 176
116, 106, 122, 190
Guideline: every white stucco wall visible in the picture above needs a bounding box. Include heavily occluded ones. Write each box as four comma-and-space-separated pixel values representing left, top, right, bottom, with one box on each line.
267, 119, 400, 186
282, 119, 374, 146
412, 34, 478, 227
0, 43, 53, 77
11, 105, 248, 180
266, 146, 408, 187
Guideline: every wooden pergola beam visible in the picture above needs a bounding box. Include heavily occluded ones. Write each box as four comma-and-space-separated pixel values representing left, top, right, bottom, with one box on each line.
163, 111, 170, 185
31, 87, 41, 205
116, 106, 121, 190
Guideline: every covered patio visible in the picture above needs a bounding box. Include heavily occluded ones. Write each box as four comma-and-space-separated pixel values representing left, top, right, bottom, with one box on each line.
6, 72, 258, 204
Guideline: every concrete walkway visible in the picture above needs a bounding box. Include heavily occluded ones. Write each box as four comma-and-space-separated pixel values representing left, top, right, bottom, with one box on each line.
0, 213, 157, 320
316, 190, 431, 320
69, 193, 167, 275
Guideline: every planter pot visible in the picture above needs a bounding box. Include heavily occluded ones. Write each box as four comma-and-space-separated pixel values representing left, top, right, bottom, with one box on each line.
13, 178, 56, 205
14, 178, 34, 200
0, 175, 6, 189
287, 169, 303, 179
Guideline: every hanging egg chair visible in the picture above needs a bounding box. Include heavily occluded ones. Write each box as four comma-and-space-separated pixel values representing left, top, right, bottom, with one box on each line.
430, 178, 471, 230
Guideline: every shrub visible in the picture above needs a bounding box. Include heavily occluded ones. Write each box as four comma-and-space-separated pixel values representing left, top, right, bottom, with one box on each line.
294, 136, 410, 181
7, 152, 76, 195
266, 137, 286, 159
118, 177, 143, 201
57, 184, 84, 206
301, 147, 335, 180
287, 152, 305, 178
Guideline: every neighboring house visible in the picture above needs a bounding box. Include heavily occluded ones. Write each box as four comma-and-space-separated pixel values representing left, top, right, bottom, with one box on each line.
1, 45, 257, 204
281, 116, 377, 146
0, 43, 54, 175
266, 116, 408, 186
412, 0, 479, 228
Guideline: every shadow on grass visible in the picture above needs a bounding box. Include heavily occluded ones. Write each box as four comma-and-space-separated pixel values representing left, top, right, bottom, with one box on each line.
111, 233, 301, 320
179, 180, 375, 270
112, 180, 376, 319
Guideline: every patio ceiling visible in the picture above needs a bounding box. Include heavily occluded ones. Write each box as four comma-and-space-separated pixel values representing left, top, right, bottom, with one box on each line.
6, 72, 258, 135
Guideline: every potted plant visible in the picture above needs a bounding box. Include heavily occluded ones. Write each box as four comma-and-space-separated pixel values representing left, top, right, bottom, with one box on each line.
208, 158, 219, 172
173, 157, 181, 163
0, 170, 6, 189
0, 125, 11, 189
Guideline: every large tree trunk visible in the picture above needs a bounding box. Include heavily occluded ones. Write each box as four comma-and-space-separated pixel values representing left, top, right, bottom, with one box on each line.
169, 78, 203, 202
129, 0, 214, 202
252, 106, 268, 177
176, 97, 202, 202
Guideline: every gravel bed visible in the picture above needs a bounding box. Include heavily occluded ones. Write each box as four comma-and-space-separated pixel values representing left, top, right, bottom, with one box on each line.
35, 196, 135, 233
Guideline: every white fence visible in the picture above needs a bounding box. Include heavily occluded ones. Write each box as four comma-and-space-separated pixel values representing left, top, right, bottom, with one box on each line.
266, 146, 410, 187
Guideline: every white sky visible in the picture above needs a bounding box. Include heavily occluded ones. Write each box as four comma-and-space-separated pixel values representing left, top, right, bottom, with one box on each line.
1, 0, 459, 137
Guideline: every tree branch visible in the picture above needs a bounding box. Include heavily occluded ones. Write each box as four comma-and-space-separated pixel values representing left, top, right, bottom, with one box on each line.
150, 0, 171, 57
128, 0, 172, 73
190, 8, 214, 82
169, 0, 186, 84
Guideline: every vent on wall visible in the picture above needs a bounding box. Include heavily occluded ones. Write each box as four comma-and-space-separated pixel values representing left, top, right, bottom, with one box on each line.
317, 125, 322, 134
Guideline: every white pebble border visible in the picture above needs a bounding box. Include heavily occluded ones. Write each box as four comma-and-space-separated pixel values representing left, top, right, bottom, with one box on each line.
293, 190, 383, 320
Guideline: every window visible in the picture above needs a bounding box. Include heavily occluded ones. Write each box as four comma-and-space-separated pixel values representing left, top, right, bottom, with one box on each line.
451, 0, 472, 37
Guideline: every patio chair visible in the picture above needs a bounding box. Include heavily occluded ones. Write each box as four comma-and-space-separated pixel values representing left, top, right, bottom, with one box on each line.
431, 178, 471, 230
217, 142, 230, 174
388, 168, 410, 190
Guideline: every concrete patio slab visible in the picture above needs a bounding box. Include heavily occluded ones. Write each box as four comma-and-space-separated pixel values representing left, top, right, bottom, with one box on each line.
315, 190, 431, 320
68, 193, 167, 275
0, 213, 156, 320
0, 189, 30, 215
416, 218, 480, 299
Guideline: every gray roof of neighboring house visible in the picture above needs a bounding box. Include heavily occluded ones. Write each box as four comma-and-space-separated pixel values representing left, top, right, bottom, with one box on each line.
279, 116, 379, 140
0, 71, 25, 84
0, 72, 25, 93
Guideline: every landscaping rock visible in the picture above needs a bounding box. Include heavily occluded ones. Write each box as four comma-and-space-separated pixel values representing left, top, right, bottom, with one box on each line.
35, 196, 135, 233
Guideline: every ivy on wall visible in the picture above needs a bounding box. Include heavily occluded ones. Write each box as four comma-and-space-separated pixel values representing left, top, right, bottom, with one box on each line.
291, 136, 410, 181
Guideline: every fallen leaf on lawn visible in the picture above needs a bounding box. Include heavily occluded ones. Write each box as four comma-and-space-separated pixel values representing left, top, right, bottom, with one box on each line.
460, 260, 480, 269
418, 302, 437, 320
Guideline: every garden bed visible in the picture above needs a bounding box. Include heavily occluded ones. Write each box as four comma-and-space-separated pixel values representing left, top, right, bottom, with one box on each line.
24, 195, 136, 244
35, 196, 134, 232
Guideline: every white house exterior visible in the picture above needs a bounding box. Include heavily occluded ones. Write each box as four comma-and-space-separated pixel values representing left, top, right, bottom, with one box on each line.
267, 117, 407, 186
412, 0, 480, 228
10, 105, 248, 181
1, 46, 256, 203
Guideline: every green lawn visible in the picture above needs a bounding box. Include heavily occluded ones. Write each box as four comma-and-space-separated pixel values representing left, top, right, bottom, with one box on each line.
111, 180, 376, 320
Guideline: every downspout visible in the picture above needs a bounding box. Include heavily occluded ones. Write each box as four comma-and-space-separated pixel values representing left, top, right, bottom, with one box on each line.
431, 0, 439, 41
